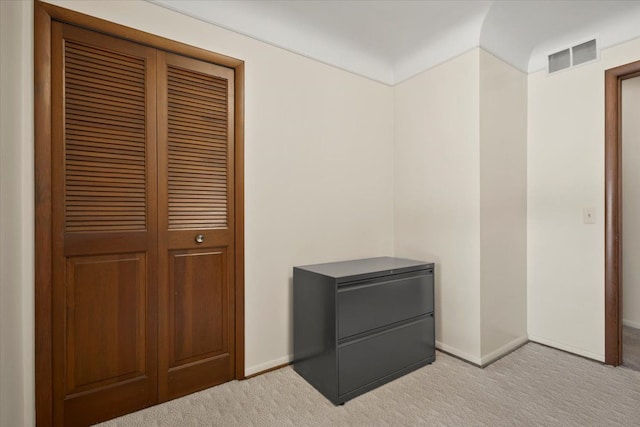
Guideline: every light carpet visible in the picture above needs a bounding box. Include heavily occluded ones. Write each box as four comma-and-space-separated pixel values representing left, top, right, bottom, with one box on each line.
623, 325, 640, 371
97, 343, 640, 426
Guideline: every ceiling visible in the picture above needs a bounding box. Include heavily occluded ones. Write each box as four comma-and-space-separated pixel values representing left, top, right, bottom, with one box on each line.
151, 0, 640, 85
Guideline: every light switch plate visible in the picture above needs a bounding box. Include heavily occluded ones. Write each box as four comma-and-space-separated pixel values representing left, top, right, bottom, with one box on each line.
583, 207, 596, 224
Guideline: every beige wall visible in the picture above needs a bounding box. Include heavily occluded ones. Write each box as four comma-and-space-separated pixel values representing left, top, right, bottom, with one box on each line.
394, 48, 528, 365
479, 50, 528, 364
0, 1, 35, 426
5, 0, 640, 424
394, 49, 482, 363
622, 77, 640, 329
0, 1, 395, 423
49, 0, 396, 373
528, 36, 640, 361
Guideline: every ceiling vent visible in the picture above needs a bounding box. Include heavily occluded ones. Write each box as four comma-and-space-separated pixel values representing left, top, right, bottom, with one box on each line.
548, 38, 598, 74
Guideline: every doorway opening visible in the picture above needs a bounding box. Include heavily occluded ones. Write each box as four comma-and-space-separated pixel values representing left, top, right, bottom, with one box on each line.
620, 76, 640, 370
604, 59, 640, 366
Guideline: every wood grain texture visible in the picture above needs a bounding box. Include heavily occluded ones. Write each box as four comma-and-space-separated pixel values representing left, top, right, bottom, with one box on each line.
51, 21, 66, 427
170, 250, 228, 365
35, 2, 246, 424
51, 22, 159, 425
37, 0, 243, 69
35, 2, 53, 425
604, 69, 620, 367
65, 254, 147, 394
63, 37, 147, 232
234, 62, 246, 380
604, 60, 640, 366
166, 62, 231, 230
157, 51, 236, 402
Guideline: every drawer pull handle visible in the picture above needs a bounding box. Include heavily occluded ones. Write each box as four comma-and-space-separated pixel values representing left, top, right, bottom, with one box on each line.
195, 234, 205, 243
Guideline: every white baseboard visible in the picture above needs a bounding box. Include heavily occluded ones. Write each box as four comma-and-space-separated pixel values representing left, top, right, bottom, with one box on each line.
245, 354, 292, 377
252, 342, 486, 376
528, 334, 604, 362
436, 341, 482, 366
248, 336, 528, 376
480, 335, 529, 366
623, 319, 640, 329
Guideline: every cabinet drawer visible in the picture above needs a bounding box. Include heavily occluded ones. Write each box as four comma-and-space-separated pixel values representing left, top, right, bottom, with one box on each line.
338, 315, 434, 396
337, 271, 433, 339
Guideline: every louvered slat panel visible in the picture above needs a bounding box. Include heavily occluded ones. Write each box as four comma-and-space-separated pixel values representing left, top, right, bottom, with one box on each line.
64, 40, 147, 232
167, 65, 228, 230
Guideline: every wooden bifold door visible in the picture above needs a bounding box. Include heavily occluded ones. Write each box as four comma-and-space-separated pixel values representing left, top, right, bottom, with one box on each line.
41, 17, 242, 426
156, 51, 235, 401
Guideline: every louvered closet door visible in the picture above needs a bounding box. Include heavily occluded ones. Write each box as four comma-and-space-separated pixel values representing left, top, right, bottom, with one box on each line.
51, 23, 158, 426
157, 52, 236, 400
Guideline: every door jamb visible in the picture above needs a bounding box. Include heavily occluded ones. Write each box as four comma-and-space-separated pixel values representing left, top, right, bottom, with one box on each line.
604, 60, 640, 366
34, 2, 246, 424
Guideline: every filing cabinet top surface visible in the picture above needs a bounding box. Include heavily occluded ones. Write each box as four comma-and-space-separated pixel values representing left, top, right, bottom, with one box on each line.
295, 257, 432, 283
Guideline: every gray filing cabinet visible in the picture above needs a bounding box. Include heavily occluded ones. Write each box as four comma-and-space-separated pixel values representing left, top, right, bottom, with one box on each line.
293, 257, 435, 404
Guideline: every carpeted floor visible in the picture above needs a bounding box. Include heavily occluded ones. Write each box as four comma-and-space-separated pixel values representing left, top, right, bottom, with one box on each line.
97, 343, 640, 426
623, 325, 640, 371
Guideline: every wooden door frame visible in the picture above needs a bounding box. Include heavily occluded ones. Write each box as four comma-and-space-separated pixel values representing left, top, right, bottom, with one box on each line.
604, 60, 640, 366
35, 1, 245, 424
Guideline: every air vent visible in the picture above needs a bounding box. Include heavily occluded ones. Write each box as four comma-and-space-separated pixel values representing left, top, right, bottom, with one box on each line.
572, 39, 597, 66
549, 49, 570, 73
548, 38, 598, 74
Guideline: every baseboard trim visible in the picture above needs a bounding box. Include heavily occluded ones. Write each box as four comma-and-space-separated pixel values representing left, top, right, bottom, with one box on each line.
528, 334, 604, 362
435, 341, 482, 366
480, 335, 529, 367
244, 362, 291, 379
622, 319, 640, 329
246, 335, 531, 377
245, 355, 292, 377
246, 337, 529, 378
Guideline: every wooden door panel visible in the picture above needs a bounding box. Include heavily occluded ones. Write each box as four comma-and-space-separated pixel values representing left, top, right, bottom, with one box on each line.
38, 5, 243, 425
65, 253, 146, 394
158, 51, 235, 401
165, 354, 232, 401
64, 379, 154, 427
52, 23, 158, 425
63, 32, 148, 234
170, 249, 228, 365
166, 248, 231, 399
166, 60, 232, 231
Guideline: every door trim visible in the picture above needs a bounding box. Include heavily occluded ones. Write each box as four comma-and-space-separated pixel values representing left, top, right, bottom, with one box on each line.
604, 60, 640, 366
34, 2, 245, 424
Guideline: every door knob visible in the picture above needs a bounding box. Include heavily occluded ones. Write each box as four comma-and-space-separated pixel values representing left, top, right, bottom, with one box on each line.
195, 234, 204, 243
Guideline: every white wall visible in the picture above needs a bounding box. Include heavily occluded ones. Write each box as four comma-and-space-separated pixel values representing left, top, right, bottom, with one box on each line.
479, 50, 528, 363
0, 1, 35, 426
622, 77, 640, 329
394, 49, 482, 363
528, 36, 640, 361
1, 1, 394, 423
